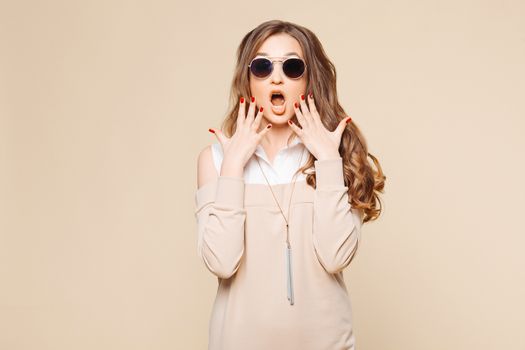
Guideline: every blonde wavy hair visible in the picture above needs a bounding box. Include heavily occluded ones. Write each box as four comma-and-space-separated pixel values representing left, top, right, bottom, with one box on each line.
220, 20, 386, 223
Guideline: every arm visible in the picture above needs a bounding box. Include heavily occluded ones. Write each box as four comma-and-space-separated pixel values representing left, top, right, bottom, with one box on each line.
194, 146, 246, 279
312, 157, 364, 274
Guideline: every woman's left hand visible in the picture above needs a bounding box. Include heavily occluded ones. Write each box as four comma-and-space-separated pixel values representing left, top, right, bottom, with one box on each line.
288, 93, 352, 161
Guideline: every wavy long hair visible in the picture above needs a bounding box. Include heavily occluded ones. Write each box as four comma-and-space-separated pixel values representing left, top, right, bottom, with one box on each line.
220, 20, 386, 223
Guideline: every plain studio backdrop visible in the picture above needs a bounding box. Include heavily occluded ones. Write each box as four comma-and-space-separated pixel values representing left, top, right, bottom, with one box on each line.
1, 0, 524, 349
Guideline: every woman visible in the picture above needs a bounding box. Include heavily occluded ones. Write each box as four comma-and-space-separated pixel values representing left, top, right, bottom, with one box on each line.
195, 20, 385, 350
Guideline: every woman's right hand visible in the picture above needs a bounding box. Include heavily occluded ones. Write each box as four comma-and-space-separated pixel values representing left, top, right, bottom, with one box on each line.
210, 96, 272, 174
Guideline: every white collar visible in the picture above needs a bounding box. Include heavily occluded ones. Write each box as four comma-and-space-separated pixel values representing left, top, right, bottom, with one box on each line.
247, 137, 311, 183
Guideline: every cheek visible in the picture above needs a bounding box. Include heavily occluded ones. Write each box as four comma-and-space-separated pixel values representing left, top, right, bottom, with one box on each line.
291, 83, 307, 99
250, 82, 264, 98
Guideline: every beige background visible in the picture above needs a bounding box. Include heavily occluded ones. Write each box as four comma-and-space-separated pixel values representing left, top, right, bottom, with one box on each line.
1, 0, 524, 349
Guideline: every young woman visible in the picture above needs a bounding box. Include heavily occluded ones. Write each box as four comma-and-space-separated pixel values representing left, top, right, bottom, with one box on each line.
195, 20, 385, 350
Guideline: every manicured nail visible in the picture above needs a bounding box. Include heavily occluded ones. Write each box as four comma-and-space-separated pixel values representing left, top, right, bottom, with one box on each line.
300, 94, 305, 101
288, 120, 293, 125
259, 106, 264, 112
240, 97, 244, 103
294, 102, 298, 108
251, 96, 255, 103
267, 124, 272, 128
346, 117, 352, 123
309, 92, 313, 99
209, 128, 215, 133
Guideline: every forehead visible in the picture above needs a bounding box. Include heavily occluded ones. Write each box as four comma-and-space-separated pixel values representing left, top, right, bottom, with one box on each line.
255, 33, 304, 58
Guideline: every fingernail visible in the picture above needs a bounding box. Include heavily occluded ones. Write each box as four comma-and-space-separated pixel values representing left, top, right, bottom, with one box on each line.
251, 96, 255, 103
240, 97, 244, 103
346, 117, 352, 123
288, 120, 293, 125
259, 106, 264, 112
267, 124, 272, 128
309, 92, 313, 98
209, 128, 215, 133
294, 102, 298, 108
300, 94, 305, 101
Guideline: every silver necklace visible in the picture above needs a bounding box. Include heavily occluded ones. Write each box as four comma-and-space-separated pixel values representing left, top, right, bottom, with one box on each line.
255, 145, 306, 306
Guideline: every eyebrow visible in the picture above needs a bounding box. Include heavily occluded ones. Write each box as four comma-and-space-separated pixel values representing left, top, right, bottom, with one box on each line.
255, 52, 301, 57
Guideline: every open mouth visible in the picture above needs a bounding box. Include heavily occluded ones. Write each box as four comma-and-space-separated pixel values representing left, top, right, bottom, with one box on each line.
270, 91, 287, 115
271, 92, 285, 106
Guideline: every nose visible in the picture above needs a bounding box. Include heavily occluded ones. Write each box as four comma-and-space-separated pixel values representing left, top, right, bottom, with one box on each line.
270, 62, 284, 83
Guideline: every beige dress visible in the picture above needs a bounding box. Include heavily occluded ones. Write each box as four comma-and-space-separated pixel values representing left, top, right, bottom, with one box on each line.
194, 140, 364, 350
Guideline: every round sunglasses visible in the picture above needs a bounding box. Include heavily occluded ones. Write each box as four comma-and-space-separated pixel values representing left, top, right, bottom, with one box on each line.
248, 56, 307, 79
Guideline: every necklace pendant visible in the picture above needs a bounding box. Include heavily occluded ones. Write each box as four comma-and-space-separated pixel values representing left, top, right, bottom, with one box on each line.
286, 244, 294, 305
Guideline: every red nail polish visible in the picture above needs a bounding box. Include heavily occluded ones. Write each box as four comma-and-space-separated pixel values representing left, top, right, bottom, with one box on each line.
251, 96, 255, 103
240, 97, 244, 103
294, 102, 298, 108
209, 128, 215, 133
301, 94, 305, 100
259, 107, 264, 112
346, 117, 352, 123
267, 124, 272, 128
288, 120, 292, 125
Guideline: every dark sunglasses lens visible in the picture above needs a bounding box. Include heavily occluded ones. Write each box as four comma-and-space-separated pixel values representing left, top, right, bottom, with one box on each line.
250, 58, 272, 78
283, 58, 305, 78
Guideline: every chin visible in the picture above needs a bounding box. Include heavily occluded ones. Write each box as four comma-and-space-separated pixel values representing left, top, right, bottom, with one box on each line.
266, 115, 289, 125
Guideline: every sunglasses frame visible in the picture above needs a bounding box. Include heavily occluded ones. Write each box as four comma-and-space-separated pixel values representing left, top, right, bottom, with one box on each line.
248, 56, 307, 79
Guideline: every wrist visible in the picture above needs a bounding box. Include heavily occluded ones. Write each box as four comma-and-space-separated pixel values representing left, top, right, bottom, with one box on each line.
220, 158, 244, 178
316, 152, 341, 161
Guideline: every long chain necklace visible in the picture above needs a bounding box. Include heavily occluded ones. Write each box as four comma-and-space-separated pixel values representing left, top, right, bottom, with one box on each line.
255, 144, 306, 306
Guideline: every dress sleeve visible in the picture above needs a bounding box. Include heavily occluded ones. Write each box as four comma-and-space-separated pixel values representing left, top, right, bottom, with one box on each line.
312, 157, 364, 274
194, 176, 246, 279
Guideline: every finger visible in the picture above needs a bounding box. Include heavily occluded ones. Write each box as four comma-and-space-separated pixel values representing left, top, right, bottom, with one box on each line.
209, 128, 228, 145
293, 101, 308, 128
287, 119, 303, 136
237, 96, 246, 127
246, 96, 256, 122
307, 92, 322, 123
299, 94, 313, 124
335, 116, 352, 136
258, 123, 273, 138
252, 106, 264, 131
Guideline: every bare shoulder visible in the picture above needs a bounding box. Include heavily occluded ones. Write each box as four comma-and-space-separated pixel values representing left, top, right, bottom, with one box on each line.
197, 144, 219, 189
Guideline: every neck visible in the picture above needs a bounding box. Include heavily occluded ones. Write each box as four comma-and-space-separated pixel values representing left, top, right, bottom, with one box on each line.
259, 122, 296, 153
